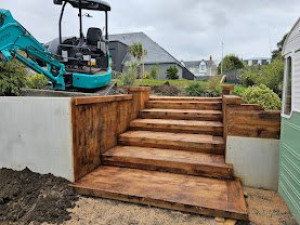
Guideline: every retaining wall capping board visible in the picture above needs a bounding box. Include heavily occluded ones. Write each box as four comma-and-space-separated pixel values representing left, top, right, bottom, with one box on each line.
73, 94, 133, 105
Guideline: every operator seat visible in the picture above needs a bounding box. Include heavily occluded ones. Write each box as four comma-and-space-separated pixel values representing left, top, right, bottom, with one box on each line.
86, 27, 108, 70
87, 27, 102, 45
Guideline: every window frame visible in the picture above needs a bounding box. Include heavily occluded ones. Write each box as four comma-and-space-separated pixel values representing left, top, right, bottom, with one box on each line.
282, 53, 293, 118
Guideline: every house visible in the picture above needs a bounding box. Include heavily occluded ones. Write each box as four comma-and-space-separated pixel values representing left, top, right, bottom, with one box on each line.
279, 17, 300, 225
183, 57, 218, 80
108, 32, 194, 80
243, 57, 271, 66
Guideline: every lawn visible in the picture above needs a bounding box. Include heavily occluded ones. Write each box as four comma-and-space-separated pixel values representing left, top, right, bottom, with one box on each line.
114, 79, 208, 89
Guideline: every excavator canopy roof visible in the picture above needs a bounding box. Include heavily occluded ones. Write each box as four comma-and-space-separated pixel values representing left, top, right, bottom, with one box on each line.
54, 0, 111, 11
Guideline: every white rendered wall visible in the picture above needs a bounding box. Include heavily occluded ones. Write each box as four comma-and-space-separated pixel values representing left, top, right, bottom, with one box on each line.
226, 136, 280, 190
0, 97, 74, 181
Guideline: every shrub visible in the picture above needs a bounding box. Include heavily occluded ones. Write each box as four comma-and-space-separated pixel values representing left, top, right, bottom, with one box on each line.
242, 84, 281, 110
185, 82, 207, 96
26, 74, 49, 89
207, 76, 222, 95
149, 64, 159, 79
0, 60, 27, 96
166, 66, 179, 80
119, 62, 137, 87
232, 85, 247, 96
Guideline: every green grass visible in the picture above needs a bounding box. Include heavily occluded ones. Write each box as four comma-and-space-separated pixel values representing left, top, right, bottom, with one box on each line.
114, 79, 208, 90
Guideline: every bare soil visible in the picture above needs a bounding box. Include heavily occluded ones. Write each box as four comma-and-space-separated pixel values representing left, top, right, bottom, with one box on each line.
0, 168, 78, 225
0, 169, 297, 225
150, 82, 182, 96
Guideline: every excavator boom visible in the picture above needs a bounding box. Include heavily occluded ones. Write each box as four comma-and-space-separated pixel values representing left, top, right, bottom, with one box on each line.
0, 9, 67, 90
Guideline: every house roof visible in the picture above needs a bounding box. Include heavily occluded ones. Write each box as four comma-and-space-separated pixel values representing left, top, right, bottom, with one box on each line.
183, 59, 216, 68
109, 32, 182, 66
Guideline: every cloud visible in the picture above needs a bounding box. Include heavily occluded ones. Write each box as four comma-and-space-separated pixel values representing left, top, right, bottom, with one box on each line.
2, 0, 300, 61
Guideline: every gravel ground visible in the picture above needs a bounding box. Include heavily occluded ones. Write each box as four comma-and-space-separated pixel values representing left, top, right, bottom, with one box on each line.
44, 187, 297, 225
0, 168, 297, 225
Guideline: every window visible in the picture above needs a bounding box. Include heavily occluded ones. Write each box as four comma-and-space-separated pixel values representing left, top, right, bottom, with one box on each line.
284, 56, 292, 116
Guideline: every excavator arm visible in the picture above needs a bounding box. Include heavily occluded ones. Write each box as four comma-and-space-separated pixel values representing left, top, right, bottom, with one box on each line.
0, 9, 66, 90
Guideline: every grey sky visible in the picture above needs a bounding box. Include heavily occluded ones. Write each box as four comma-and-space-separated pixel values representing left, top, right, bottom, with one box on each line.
1, 0, 300, 62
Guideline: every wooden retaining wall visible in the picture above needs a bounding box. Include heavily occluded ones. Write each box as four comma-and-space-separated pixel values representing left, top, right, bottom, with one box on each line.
71, 87, 150, 180
222, 95, 281, 139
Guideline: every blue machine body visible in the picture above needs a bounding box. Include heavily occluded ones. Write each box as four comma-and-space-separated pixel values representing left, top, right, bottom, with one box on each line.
0, 9, 111, 91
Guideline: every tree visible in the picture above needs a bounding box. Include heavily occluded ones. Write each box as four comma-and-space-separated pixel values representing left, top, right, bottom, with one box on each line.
240, 55, 284, 96
166, 66, 179, 80
271, 33, 288, 60
0, 59, 27, 96
218, 54, 244, 74
129, 42, 147, 79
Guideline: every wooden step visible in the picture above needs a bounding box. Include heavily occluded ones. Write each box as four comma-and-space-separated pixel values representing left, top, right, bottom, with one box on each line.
72, 166, 248, 220
150, 96, 222, 102
140, 108, 222, 121
130, 119, 223, 135
146, 100, 222, 110
118, 131, 225, 154
102, 146, 233, 179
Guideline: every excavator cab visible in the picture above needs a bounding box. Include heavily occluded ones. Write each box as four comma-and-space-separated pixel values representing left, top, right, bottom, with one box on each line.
48, 0, 112, 89
0, 1, 111, 91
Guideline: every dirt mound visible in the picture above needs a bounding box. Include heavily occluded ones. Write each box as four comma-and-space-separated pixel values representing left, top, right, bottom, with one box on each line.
0, 168, 78, 225
151, 82, 181, 96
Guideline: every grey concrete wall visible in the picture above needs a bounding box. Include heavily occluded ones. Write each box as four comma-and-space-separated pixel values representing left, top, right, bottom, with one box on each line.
0, 97, 74, 181
226, 136, 280, 190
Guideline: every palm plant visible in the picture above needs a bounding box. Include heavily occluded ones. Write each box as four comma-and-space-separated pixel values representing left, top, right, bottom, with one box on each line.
129, 42, 147, 79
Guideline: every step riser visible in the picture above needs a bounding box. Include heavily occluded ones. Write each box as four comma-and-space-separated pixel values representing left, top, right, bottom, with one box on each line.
146, 102, 222, 110
102, 157, 233, 179
149, 96, 222, 102
140, 112, 222, 121
118, 138, 225, 154
129, 126, 223, 136
74, 187, 247, 220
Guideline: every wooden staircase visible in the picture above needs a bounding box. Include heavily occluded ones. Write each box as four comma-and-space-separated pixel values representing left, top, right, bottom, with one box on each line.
72, 96, 248, 220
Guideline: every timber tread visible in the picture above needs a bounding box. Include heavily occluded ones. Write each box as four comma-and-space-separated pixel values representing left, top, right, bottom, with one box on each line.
72, 166, 248, 220
130, 119, 223, 135
146, 100, 222, 110
102, 146, 233, 179
140, 108, 222, 121
149, 96, 222, 102
118, 131, 225, 154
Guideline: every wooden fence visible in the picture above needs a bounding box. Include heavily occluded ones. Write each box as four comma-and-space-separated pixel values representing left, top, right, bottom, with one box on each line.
71, 87, 150, 180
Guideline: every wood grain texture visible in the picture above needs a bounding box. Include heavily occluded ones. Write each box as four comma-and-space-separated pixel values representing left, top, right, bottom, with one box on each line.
119, 131, 225, 154
71, 166, 248, 220
72, 95, 132, 180
128, 87, 150, 120
223, 102, 281, 139
147, 101, 222, 110
140, 108, 222, 121
102, 146, 233, 179
130, 119, 223, 135
150, 95, 222, 102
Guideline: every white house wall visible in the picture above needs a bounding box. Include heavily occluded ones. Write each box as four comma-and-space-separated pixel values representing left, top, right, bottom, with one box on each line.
0, 97, 74, 181
226, 136, 280, 190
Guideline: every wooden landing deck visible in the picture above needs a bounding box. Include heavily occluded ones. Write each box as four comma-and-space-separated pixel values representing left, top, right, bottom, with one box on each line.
72, 166, 248, 220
